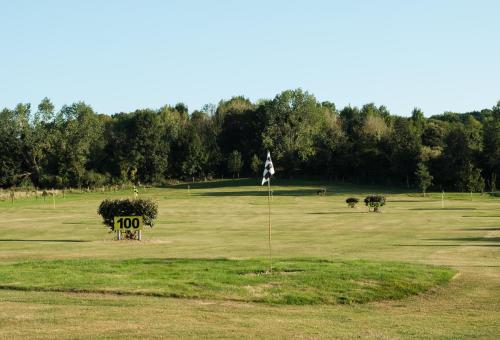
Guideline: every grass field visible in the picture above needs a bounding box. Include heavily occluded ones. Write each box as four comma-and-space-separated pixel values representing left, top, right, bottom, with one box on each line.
0, 179, 499, 338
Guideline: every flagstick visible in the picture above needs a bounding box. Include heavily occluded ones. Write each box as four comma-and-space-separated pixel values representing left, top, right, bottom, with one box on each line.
267, 178, 272, 274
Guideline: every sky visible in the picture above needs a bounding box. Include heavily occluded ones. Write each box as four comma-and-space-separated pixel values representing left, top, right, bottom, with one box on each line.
1, 0, 499, 116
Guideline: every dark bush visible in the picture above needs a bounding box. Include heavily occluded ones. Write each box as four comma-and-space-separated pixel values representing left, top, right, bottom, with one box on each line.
364, 195, 386, 212
97, 199, 158, 233
345, 197, 359, 208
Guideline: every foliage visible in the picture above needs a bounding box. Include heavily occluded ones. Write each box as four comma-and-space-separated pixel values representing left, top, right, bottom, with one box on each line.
262, 89, 327, 174
227, 150, 243, 178
1, 93, 500, 190
415, 162, 433, 196
458, 162, 485, 193
97, 199, 158, 232
250, 154, 261, 176
364, 195, 386, 212
345, 197, 359, 208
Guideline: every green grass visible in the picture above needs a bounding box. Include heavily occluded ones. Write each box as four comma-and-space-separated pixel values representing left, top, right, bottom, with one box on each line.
0, 258, 454, 305
0, 179, 499, 338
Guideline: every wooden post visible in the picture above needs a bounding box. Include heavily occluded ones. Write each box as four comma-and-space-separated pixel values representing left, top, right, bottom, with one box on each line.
441, 190, 444, 209
267, 179, 272, 274
117, 230, 121, 240
138, 230, 142, 241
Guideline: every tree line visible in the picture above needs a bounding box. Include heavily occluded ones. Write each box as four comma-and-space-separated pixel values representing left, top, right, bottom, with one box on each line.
1, 89, 500, 192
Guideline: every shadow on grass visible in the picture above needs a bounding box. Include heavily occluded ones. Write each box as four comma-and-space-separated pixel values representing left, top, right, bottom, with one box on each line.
168, 178, 260, 190
410, 208, 477, 211
459, 227, 500, 231
394, 244, 500, 247
389, 199, 439, 203
425, 237, 500, 242
196, 189, 322, 197
168, 178, 409, 194
0, 239, 88, 243
308, 211, 366, 215
462, 215, 500, 218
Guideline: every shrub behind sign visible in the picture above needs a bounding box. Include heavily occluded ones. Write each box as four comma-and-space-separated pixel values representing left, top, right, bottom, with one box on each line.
98, 199, 158, 240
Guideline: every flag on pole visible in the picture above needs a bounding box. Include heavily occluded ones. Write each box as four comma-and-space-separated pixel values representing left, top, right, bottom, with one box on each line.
262, 151, 275, 185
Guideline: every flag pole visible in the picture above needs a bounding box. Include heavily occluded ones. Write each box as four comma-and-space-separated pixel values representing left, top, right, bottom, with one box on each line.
267, 178, 272, 274
262, 151, 275, 274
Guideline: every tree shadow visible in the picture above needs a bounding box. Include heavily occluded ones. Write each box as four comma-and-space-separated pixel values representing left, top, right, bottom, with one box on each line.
389, 199, 440, 203
394, 244, 500, 247
425, 237, 500, 242
196, 189, 323, 197
410, 208, 477, 211
459, 227, 500, 231
308, 211, 366, 215
0, 239, 89, 243
166, 178, 407, 194
168, 179, 261, 190
462, 215, 500, 218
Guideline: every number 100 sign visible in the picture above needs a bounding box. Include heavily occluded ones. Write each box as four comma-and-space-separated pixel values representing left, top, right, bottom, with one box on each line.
114, 216, 143, 231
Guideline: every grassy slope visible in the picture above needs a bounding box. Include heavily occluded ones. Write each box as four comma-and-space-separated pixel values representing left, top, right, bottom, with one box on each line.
0, 258, 454, 305
0, 179, 499, 338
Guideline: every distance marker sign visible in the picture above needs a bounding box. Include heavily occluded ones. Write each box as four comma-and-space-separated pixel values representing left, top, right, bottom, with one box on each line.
114, 216, 143, 231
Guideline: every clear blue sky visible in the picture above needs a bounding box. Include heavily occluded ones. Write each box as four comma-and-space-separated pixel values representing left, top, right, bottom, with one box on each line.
1, 0, 499, 116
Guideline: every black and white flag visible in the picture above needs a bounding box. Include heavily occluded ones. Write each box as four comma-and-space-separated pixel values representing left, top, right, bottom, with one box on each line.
261, 151, 275, 185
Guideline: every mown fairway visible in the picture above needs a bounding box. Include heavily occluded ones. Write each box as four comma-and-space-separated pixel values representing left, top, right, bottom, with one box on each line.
0, 179, 499, 338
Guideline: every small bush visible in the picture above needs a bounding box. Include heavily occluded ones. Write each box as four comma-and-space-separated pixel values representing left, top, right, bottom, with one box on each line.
346, 197, 359, 208
97, 199, 158, 239
364, 195, 386, 212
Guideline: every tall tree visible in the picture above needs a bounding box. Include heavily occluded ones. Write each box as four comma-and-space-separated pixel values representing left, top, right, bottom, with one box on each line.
388, 117, 421, 187
262, 89, 326, 174
0, 108, 23, 186
53, 102, 104, 187
415, 162, 433, 196
228, 150, 243, 178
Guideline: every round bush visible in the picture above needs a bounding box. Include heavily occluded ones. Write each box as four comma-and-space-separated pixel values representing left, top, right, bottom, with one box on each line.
345, 197, 359, 208
364, 195, 386, 212
97, 199, 158, 237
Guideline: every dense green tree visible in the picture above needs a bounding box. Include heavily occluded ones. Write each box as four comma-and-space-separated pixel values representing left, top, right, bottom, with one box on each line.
262, 89, 326, 174
228, 150, 243, 178
458, 162, 485, 193
1, 93, 499, 190
411, 108, 426, 134
130, 109, 169, 183
309, 111, 345, 178
0, 108, 23, 186
388, 117, 421, 187
52, 102, 104, 187
482, 101, 500, 188
436, 126, 475, 189
174, 124, 208, 181
217, 96, 262, 173
250, 154, 261, 177
415, 162, 433, 196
